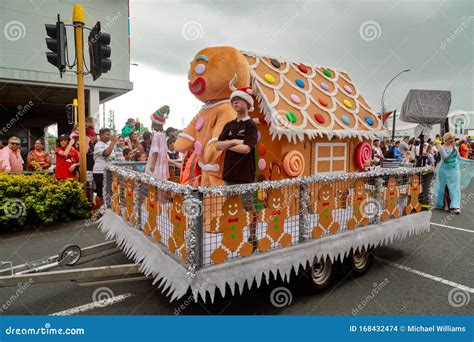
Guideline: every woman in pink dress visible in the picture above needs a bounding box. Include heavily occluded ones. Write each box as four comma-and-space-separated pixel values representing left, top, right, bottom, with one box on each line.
145, 106, 170, 180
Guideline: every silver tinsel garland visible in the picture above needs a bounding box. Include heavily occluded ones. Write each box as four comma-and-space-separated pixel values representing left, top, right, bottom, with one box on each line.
103, 163, 435, 275
298, 181, 310, 242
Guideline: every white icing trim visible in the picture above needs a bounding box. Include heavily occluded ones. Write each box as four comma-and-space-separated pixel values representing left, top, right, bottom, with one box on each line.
206, 137, 218, 146
198, 161, 220, 172
178, 133, 195, 142
246, 51, 388, 141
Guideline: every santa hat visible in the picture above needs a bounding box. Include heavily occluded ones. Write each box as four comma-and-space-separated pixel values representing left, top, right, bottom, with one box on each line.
151, 105, 170, 125
229, 74, 254, 112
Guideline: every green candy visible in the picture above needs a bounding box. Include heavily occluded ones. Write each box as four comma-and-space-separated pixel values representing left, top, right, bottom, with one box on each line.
285, 111, 297, 123
323, 69, 331, 77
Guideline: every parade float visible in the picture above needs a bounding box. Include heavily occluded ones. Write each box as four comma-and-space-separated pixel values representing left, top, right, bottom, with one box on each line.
0, 47, 434, 303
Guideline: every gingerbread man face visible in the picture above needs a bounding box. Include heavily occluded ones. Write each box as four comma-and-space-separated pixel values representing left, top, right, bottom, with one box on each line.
387, 177, 397, 191
172, 194, 184, 214
147, 187, 161, 215
126, 179, 133, 194
318, 184, 334, 203
411, 175, 419, 188
268, 189, 285, 211
222, 196, 244, 217
354, 180, 365, 196
188, 46, 250, 103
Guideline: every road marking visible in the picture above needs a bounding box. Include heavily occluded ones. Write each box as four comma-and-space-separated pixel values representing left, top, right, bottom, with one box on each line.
430, 222, 473, 233
381, 260, 474, 293
49, 293, 133, 316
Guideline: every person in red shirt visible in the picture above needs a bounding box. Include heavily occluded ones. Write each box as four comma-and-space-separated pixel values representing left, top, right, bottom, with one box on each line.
55, 134, 80, 179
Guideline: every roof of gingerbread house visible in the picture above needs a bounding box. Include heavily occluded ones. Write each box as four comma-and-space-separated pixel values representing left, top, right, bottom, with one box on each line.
241, 51, 388, 142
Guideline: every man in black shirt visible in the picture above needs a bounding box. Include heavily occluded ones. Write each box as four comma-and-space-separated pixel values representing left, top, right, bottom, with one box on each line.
217, 86, 258, 248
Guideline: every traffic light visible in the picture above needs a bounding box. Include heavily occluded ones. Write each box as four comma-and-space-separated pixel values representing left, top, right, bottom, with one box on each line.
88, 21, 111, 81
45, 18, 66, 75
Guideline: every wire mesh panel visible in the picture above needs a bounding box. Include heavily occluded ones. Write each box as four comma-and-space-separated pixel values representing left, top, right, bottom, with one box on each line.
201, 183, 302, 267
138, 183, 189, 264
105, 162, 433, 270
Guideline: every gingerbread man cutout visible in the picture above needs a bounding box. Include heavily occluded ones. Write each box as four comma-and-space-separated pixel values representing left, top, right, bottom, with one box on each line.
211, 196, 253, 264
347, 180, 370, 229
168, 194, 188, 262
124, 179, 136, 225
257, 189, 291, 252
404, 175, 422, 215
312, 184, 340, 239
143, 186, 162, 242
381, 177, 401, 221
111, 174, 121, 215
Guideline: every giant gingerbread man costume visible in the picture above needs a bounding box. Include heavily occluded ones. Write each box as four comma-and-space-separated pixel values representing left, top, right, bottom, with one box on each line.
174, 46, 251, 187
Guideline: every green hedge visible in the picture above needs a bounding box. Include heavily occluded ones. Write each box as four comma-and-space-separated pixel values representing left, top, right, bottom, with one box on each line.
0, 173, 91, 232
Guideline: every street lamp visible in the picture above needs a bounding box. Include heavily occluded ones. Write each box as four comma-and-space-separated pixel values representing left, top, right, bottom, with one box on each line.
380, 69, 410, 139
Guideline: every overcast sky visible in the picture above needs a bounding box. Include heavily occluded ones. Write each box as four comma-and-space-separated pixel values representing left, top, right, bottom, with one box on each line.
106, 0, 473, 130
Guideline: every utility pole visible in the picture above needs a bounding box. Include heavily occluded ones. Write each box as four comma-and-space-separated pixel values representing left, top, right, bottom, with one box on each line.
73, 4, 87, 186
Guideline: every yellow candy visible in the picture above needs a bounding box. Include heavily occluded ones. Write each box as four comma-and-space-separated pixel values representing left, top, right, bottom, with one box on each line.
264, 73, 275, 84
343, 99, 352, 108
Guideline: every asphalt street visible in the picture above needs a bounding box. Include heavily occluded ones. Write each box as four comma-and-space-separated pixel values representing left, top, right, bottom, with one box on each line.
0, 182, 472, 316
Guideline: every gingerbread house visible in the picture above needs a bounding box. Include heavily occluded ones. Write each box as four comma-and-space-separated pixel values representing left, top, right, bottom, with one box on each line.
241, 51, 388, 179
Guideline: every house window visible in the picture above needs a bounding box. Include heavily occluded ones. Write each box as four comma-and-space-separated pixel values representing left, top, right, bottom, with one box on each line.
315, 143, 347, 174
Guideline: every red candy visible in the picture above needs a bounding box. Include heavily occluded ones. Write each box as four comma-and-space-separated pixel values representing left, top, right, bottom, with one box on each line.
258, 116, 267, 125
298, 64, 308, 73
314, 113, 325, 124
318, 97, 328, 107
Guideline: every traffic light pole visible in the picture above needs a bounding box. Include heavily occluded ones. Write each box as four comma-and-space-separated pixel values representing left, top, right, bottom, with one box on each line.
73, 4, 87, 187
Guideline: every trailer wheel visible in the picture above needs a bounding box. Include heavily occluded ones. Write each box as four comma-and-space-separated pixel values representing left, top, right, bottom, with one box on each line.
350, 247, 373, 276
58, 245, 82, 266
299, 257, 337, 293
